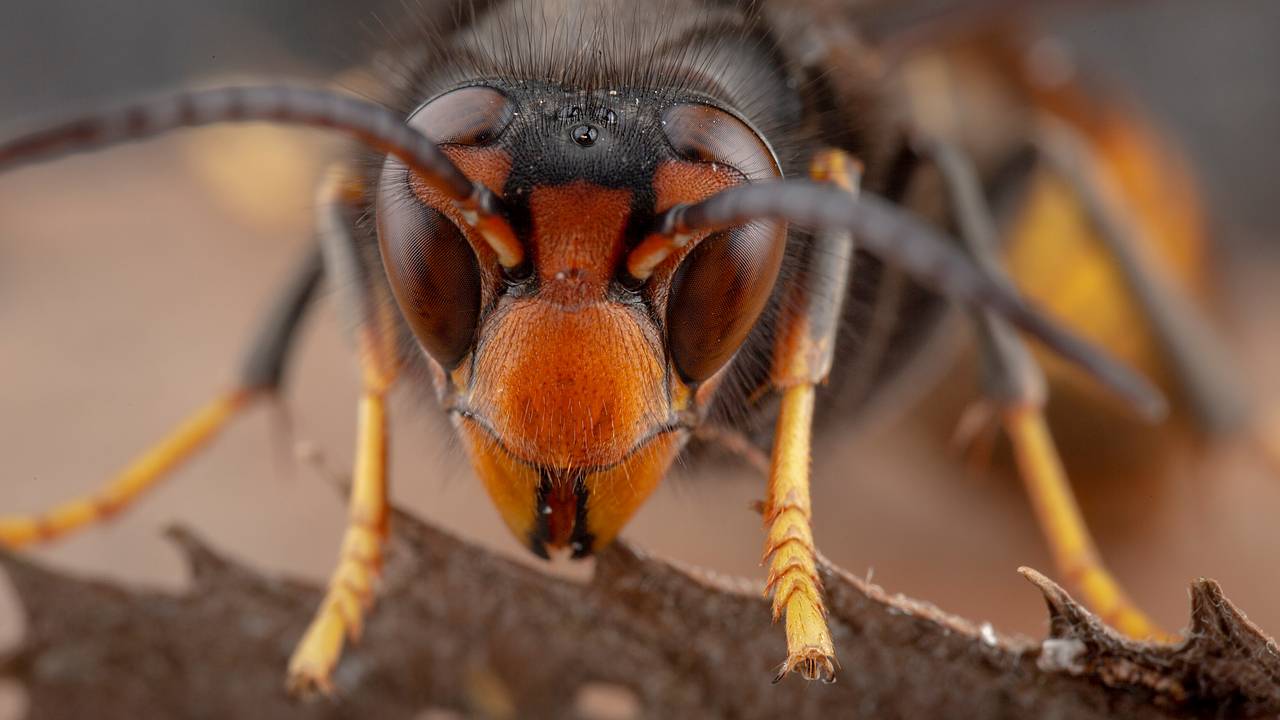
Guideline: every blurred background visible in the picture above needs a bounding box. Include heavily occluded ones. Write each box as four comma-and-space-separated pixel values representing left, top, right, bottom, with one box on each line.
1, 2, 1278, 717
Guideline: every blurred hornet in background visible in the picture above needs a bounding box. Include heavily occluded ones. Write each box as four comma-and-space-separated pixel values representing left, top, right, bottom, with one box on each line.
0, 0, 1265, 693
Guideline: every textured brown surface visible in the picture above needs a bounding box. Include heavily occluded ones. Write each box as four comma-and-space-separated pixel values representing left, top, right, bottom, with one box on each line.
1, 508, 1277, 719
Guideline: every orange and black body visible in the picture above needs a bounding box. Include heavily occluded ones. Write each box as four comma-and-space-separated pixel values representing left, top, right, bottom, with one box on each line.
357, 3, 829, 557
356, 1, 1219, 557
349, 1, 1000, 559
882, 23, 1247, 480
0, 0, 1251, 691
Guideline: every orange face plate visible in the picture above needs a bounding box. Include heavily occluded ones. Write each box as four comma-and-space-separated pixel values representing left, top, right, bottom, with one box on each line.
412, 140, 752, 557
449, 181, 679, 555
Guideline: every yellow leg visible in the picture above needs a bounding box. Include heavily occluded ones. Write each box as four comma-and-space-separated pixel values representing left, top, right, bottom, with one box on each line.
1004, 405, 1165, 640
922, 135, 1165, 641
760, 147, 859, 682
286, 383, 391, 695
763, 384, 836, 681
0, 388, 254, 548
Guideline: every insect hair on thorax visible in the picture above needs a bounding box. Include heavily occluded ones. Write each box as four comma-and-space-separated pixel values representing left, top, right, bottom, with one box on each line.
365, 1, 816, 164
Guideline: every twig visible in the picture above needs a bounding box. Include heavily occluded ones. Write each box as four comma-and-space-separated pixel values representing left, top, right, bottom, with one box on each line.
1, 508, 1276, 719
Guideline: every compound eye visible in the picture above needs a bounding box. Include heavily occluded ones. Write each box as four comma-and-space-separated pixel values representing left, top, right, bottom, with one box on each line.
661, 103, 779, 181
666, 219, 786, 383
661, 102, 784, 383
375, 85, 511, 368
377, 160, 481, 368
407, 85, 514, 145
